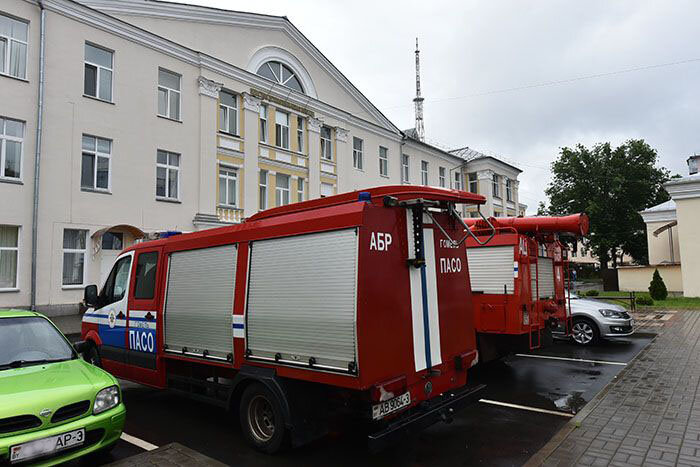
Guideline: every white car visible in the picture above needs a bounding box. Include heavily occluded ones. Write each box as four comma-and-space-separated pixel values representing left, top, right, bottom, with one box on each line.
566, 292, 634, 345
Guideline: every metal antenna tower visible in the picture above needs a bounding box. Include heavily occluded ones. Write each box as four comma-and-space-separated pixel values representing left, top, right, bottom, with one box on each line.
413, 37, 425, 141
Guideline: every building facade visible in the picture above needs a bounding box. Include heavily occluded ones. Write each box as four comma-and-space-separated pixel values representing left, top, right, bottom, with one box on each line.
618, 159, 700, 296
0, 0, 526, 314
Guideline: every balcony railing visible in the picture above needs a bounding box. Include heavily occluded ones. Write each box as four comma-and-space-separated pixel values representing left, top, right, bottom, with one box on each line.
217, 206, 244, 224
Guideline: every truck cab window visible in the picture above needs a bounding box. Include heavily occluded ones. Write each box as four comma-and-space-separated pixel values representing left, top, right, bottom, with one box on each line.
100, 256, 132, 306
134, 252, 158, 299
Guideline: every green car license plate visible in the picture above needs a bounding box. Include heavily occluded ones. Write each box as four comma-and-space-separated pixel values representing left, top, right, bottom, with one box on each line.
10, 428, 85, 463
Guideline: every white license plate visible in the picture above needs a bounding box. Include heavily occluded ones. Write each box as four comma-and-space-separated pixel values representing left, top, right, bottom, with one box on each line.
10, 428, 85, 463
372, 391, 411, 420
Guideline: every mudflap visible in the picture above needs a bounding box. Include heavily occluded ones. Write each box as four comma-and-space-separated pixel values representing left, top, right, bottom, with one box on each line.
367, 383, 485, 453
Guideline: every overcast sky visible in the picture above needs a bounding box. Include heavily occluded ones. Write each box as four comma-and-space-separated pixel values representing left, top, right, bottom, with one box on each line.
175, 0, 698, 212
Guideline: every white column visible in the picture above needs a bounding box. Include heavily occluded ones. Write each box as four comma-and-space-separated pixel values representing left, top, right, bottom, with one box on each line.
478, 169, 495, 217
242, 93, 261, 218
196, 76, 222, 218
335, 127, 349, 193
307, 117, 322, 199
513, 179, 521, 216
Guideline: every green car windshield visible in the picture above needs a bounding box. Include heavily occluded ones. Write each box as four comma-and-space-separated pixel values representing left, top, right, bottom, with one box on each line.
0, 317, 76, 370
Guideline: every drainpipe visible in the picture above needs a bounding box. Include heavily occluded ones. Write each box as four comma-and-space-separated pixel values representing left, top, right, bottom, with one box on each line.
30, 1, 46, 311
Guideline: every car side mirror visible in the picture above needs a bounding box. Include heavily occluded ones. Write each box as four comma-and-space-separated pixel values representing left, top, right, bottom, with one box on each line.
84, 285, 98, 307
73, 340, 89, 354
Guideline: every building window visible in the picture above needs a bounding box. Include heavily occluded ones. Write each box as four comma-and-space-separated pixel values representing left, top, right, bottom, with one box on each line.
492, 174, 501, 198
454, 172, 462, 191
84, 43, 113, 102
275, 173, 290, 206
379, 146, 388, 177
494, 211, 502, 217
81, 134, 111, 191
256, 61, 304, 93
157, 68, 181, 120
468, 172, 478, 193
438, 167, 446, 187
353, 137, 363, 170
320, 182, 334, 198
420, 160, 428, 185
297, 178, 304, 202
218, 90, 238, 135
156, 150, 179, 200
401, 154, 409, 183
101, 232, 123, 250
320, 126, 332, 160
571, 248, 577, 258
506, 178, 513, 202
0, 117, 24, 180
0, 14, 28, 80
218, 167, 237, 207
297, 116, 304, 153
62, 229, 87, 286
259, 170, 268, 210
0, 225, 18, 289
469, 211, 480, 218
259, 105, 268, 143
275, 110, 290, 149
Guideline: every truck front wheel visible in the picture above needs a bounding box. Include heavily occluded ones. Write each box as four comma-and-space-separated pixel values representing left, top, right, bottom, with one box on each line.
239, 383, 287, 454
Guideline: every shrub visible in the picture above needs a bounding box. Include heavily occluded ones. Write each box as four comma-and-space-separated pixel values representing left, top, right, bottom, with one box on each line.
648, 269, 668, 301
636, 295, 654, 306
585, 289, 600, 297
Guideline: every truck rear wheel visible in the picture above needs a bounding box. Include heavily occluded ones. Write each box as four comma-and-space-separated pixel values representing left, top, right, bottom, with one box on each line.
239, 383, 287, 454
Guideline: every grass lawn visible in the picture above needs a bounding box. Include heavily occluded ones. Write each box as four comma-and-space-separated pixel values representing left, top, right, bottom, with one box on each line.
585, 290, 700, 310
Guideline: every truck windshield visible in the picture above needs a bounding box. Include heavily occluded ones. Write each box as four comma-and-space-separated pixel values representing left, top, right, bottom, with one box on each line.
0, 317, 75, 370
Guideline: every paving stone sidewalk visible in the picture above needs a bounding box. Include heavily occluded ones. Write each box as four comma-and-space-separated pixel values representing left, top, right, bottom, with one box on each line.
536, 310, 700, 466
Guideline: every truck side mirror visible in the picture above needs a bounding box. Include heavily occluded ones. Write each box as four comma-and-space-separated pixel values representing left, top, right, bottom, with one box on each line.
84, 285, 98, 307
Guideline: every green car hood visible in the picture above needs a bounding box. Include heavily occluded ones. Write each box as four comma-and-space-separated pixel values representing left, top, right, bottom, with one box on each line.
0, 358, 117, 426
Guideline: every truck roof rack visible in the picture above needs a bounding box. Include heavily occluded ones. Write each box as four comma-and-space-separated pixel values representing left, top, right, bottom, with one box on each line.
248, 185, 485, 222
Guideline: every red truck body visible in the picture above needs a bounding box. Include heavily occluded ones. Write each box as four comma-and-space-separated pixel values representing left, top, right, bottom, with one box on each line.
464, 214, 588, 361
81, 186, 485, 450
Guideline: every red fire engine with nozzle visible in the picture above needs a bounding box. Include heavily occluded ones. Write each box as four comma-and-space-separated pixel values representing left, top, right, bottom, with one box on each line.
463, 213, 589, 362
79, 186, 489, 453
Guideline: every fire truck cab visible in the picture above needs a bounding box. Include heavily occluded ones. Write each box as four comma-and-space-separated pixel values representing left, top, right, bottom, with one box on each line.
81, 186, 486, 453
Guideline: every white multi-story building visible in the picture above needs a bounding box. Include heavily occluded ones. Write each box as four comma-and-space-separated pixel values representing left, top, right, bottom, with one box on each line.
0, 0, 526, 314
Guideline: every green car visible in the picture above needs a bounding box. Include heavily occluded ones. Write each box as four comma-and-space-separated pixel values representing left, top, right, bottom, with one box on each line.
0, 310, 126, 465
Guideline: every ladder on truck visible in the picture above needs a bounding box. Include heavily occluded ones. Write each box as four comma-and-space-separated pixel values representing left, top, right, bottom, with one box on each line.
529, 255, 542, 350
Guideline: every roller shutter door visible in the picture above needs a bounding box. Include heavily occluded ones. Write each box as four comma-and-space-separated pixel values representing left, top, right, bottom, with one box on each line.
246, 229, 358, 372
533, 256, 555, 299
466, 245, 515, 294
164, 244, 237, 360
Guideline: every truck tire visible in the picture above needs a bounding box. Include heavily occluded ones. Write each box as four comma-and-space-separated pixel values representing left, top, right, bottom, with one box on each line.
84, 343, 102, 368
571, 317, 600, 346
239, 383, 287, 454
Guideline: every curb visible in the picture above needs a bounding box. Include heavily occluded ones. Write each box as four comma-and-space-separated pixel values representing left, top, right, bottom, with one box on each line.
523, 331, 660, 467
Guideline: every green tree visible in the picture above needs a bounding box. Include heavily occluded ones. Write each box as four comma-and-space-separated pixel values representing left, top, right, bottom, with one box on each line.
648, 269, 668, 301
544, 140, 670, 268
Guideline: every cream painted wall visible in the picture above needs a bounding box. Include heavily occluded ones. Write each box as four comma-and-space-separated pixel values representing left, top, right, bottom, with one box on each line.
95, 13, 383, 128
617, 264, 683, 293
675, 197, 700, 297
0, 1, 39, 308
645, 221, 681, 265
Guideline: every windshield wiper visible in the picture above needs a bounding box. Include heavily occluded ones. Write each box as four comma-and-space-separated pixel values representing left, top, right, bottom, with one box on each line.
0, 358, 71, 370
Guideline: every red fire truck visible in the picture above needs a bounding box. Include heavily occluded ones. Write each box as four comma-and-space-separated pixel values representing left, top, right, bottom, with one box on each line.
80, 186, 487, 453
463, 214, 589, 362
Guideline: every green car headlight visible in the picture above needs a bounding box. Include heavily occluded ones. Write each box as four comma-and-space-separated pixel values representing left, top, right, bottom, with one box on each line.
93, 385, 120, 415
599, 309, 623, 319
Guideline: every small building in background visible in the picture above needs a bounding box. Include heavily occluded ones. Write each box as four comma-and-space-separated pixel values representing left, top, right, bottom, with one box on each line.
618, 157, 700, 297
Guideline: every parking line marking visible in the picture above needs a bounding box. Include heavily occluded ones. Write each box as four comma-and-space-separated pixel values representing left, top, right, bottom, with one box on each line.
514, 353, 627, 366
479, 399, 575, 418
120, 432, 159, 451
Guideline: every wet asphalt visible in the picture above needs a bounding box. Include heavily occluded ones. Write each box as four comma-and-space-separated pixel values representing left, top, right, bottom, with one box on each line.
85, 335, 652, 466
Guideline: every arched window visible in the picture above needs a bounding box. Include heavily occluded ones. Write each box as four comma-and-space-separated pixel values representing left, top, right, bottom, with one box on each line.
256, 61, 304, 93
